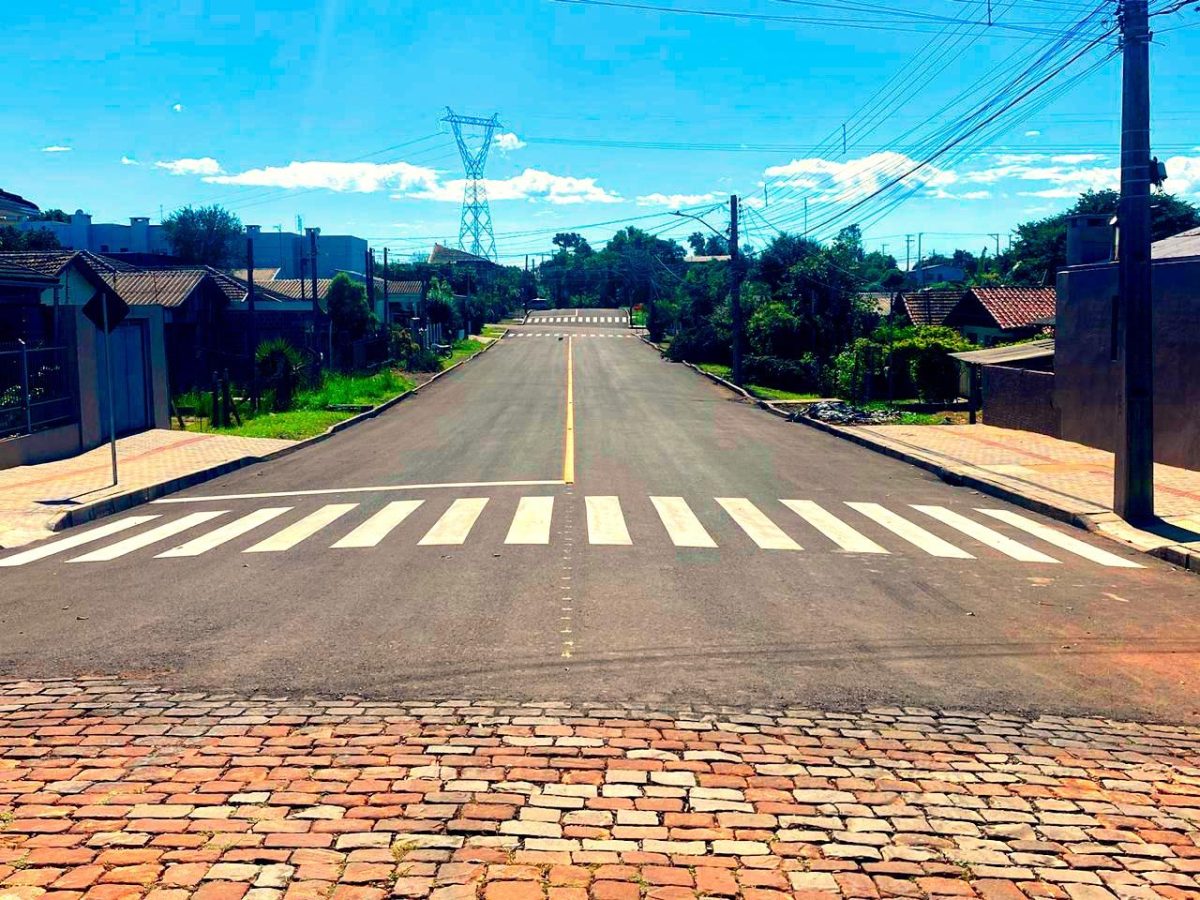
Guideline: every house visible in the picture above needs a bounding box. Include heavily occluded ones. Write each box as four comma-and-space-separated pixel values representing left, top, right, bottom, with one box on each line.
1055, 220, 1200, 469
944, 286, 1056, 346
0, 189, 40, 225
897, 286, 1055, 345
331, 269, 427, 324
0, 251, 170, 468
907, 262, 965, 286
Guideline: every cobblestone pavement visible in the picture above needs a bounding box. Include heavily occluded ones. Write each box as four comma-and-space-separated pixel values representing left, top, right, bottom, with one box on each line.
1, 680, 1198, 900
0, 431, 295, 550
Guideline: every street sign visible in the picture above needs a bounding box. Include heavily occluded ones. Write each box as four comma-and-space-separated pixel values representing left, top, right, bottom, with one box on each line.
83, 290, 129, 333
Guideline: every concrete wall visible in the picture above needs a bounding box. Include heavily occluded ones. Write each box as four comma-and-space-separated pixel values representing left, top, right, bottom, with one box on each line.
0, 421, 82, 468
981, 365, 1060, 438
1055, 256, 1200, 470
245, 229, 369, 278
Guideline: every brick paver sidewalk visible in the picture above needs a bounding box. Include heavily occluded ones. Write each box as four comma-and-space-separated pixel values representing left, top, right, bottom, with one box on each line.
850, 425, 1200, 558
0, 430, 295, 549
1, 679, 1197, 900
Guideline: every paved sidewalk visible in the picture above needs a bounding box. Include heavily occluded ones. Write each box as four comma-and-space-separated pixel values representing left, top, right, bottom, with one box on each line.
0, 679, 1198, 900
0, 430, 295, 550
831, 424, 1200, 569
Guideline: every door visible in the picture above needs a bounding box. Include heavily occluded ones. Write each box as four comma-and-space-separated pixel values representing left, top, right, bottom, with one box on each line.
97, 320, 150, 439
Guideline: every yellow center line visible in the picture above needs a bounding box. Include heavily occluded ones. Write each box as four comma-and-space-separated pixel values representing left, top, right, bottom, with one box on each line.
563, 335, 575, 484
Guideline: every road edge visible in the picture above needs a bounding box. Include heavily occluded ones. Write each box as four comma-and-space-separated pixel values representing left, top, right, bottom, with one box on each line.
52, 334, 506, 533
658, 340, 1199, 574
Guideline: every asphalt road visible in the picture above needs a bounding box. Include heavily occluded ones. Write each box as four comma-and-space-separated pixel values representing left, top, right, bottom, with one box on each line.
2, 308, 1197, 721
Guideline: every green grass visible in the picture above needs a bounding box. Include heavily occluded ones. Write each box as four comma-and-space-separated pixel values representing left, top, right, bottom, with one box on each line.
188, 410, 352, 440
481, 324, 507, 338
443, 337, 486, 368
862, 401, 955, 426
695, 363, 820, 402
294, 369, 415, 410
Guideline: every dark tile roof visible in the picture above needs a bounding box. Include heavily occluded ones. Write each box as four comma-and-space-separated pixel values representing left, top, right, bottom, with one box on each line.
899, 289, 964, 327
230, 267, 282, 283
95, 269, 209, 308
0, 259, 57, 287
429, 243, 495, 266
257, 278, 335, 301
379, 279, 423, 297
0, 251, 79, 277
967, 286, 1056, 330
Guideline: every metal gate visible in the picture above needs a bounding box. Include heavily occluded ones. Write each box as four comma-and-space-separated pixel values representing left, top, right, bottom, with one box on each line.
97, 320, 150, 439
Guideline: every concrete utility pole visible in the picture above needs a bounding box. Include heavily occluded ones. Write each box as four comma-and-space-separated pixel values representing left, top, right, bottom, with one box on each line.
917, 233, 925, 287
729, 195, 745, 386
382, 248, 390, 328
246, 238, 259, 411
905, 234, 913, 275
1115, 0, 1155, 522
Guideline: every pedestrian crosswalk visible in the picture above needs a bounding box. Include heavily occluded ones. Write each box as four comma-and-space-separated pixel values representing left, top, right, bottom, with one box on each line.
0, 495, 1145, 570
526, 315, 628, 324
508, 332, 639, 339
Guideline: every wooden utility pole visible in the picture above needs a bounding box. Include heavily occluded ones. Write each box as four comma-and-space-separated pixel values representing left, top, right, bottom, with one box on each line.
246, 238, 259, 411
1115, 0, 1155, 522
729, 194, 745, 386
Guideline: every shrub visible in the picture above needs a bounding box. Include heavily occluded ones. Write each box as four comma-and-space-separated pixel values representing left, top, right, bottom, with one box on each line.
255, 338, 303, 411
742, 355, 821, 393
667, 323, 728, 364
389, 326, 441, 372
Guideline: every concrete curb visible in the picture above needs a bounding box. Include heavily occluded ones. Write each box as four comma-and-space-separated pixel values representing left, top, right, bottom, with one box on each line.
53, 335, 505, 533
666, 346, 1199, 574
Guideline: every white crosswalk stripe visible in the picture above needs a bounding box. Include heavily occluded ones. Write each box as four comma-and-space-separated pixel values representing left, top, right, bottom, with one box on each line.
244, 503, 357, 553
71, 511, 227, 562
586, 496, 632, 545
911, 505, 1059, 563
1, 494, 1146, 570
419, 498, 489, 545
0, 515, 161, 567
506, 496, 555, 545
332, 500, 424, 548
157, 507, 292, 558
781, 500, 887, 554
717, 498, 801, 550
651, 496, 717, 548
975, 508, 1143, 568
845, 503, 974, 558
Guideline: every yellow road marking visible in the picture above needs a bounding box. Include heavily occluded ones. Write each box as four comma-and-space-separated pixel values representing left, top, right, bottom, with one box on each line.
563, 336, 575, 484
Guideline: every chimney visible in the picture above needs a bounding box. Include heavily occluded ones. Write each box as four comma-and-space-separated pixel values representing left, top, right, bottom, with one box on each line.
129, 216, 150, 252
70, 210, 92, 251
1066, 213, 1116, 266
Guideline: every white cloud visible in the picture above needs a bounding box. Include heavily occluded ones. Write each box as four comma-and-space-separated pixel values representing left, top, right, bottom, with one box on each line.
404, 168, 622, 205
156, 157, 224, 176
172, 103, 184, 113
1025, 130, 1041, 137
41, 145, 71, 153
494, 132, 526, 153
1052, 153, 1106, 165
120, 155, 140, 166
928, 188, 992, 201
963, 159, 1117, 193
205, 160, 438, 193
763, 151, 956, 204
635, 191, 725, 209
1017, 188, 1080, 199
1163, 155, 1200, 196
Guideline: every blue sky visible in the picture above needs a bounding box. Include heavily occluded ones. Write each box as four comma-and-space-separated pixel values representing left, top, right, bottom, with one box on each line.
8, 0, 1200, 265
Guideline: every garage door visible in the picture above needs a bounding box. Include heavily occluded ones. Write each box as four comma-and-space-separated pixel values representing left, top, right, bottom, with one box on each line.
97, 320, 150, 439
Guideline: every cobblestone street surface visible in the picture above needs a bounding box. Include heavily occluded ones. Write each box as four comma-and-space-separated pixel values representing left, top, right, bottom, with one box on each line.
1, 680, 1198, 900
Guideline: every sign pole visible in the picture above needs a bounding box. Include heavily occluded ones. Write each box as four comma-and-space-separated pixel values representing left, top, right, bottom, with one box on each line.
102, 280, 118, 486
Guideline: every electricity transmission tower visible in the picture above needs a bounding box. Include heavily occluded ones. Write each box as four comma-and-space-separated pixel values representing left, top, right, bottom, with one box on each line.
443, 107, 501, 261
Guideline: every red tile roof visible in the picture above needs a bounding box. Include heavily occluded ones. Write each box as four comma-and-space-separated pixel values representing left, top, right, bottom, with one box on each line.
968, 286, 1056, 330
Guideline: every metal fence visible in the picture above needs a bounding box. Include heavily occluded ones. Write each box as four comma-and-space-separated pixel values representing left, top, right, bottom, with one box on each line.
0, 343, 76, 440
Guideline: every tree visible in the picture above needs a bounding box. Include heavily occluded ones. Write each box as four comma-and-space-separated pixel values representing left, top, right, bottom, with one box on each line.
325, 274, 375, 350
0, 226, 61, 252
162, 204, 243, 268
33, 209, 70, 223
1003, 188, 1200, 285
